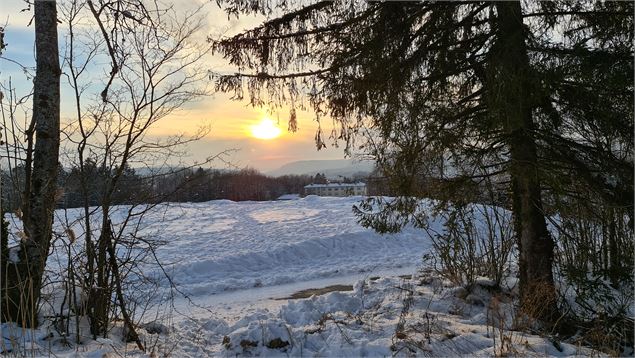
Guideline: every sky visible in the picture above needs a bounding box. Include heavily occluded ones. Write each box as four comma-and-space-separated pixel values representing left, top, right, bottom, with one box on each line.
0, 0, 349, 173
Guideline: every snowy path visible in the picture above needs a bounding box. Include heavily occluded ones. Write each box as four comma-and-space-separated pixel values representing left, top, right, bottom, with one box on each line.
172, 265, 418, 325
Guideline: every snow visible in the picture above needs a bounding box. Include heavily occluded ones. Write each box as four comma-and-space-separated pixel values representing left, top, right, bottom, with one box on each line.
43, 196, 430, 297
157, 275, 598, 357
0, 197, 608, 357
276, 193, 300, 200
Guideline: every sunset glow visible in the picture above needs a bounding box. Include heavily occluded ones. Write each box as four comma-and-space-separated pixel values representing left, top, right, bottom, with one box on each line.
250, 118, 282, 140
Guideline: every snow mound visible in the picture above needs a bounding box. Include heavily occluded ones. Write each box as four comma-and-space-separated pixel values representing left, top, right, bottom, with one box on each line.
168, 275, 598, 357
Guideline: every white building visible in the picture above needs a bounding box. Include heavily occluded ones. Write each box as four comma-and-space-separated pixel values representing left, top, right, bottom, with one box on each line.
304, 182, 367, 197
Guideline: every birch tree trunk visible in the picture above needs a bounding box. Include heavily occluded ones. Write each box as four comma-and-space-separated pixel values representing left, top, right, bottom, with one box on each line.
1, 0, 60, 327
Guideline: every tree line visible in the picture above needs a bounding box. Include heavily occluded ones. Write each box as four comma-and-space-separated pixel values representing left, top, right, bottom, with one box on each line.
1, 164, 315, 211
151, 167, 313, 203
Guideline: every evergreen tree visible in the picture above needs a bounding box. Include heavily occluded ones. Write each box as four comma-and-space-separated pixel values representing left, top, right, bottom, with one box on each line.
313, 173, 327, 184
211, 1, 633, 325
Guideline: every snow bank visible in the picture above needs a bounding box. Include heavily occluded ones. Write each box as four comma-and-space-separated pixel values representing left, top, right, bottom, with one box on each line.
166, 274, 598, 357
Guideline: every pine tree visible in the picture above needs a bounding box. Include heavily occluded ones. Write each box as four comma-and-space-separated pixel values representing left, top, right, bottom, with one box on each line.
211, 1, 633, 325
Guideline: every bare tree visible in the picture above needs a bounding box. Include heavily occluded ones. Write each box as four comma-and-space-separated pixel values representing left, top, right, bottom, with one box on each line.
56, 0, 214, 349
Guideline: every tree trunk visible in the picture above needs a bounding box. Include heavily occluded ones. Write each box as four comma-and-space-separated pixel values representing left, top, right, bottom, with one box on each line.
104, 220, 144, 351
490, 2, 558, 324
1, 0, 60, 327
89, 218, 112, 337
607, 209, 619, 287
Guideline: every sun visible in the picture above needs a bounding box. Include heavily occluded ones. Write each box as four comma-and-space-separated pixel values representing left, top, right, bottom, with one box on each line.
250, 118, 282, 140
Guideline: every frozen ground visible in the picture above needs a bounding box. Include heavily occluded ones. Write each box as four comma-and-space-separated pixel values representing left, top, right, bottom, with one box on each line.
0, 197, 605, 357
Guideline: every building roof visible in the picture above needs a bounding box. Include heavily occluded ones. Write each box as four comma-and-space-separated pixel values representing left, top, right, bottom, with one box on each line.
304, 182, 366, 188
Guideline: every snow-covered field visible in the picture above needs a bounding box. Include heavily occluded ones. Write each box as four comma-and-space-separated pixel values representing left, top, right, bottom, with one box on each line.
0, 197, 603, 357
138, 196, 429, 296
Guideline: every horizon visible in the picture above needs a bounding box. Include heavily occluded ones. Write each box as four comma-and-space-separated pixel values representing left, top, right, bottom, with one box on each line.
9, 157, 375, 177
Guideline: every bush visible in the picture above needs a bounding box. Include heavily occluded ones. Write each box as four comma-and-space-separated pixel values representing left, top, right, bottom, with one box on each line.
422, 203, 514, 289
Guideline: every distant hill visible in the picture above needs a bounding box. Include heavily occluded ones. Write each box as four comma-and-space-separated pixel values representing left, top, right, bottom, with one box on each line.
266, 159, 374, 179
